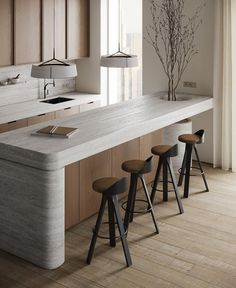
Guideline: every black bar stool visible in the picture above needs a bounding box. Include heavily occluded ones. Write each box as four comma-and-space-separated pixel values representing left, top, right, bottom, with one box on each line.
121, 157, 159, 234
150, 144, 184, 214
87, 177, 132, 267
178, 129, 209, 198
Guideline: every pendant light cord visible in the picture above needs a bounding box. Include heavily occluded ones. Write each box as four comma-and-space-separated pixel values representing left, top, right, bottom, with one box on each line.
118, 0, 121, 52
53, 0, 56, 59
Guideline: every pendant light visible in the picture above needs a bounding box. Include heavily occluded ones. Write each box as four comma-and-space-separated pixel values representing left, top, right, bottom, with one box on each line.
100, 0, 138, 68
31, 0, 77, 79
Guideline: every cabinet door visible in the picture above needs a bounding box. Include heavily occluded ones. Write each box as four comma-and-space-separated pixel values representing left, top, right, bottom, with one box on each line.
55, 106, 79, 119
67, 0, 90, 59
27, 112, 55, 126
0, 1, 13, 67
65, 162, 80, 229
14, 0, 41, 65
79, 150, 112, 221
79, 100, 100, 113
140, 130, 162, 185
42, 0, 66, 61
0, 119, 28, 134
111, 139, 140, 198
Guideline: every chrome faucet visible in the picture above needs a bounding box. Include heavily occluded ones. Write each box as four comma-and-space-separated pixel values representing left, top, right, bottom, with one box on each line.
44, 79, 55, 99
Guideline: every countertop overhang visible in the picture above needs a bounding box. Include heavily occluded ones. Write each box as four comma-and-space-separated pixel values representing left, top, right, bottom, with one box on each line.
0, 93, 214, 170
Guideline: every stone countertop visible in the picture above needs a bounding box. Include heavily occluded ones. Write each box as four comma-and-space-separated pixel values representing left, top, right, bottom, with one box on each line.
0, 92, 100, 124
0, 93, 213, 171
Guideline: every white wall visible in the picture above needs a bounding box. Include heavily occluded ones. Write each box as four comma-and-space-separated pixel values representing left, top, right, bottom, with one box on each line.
76, 0, 101, 94
143, 0, 215, 163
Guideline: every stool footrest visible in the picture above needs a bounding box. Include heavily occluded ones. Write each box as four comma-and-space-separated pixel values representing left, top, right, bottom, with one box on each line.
121, 199, 152, 214
178, 166, 204, 177
151, 181, 175, 193
92, 222, 127, 240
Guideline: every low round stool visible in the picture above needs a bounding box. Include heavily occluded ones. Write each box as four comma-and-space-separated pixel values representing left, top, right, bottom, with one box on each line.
150, 144, 184, 214
87, 177, 132, 267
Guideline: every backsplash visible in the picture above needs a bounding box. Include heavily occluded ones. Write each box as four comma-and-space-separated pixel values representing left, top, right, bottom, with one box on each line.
0, 64, 76, 107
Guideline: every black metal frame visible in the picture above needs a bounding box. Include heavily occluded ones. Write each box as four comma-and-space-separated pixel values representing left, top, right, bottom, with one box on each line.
178, 143, 209, 198
87, 178, 132, 267
123, 157, 159, 234
150, 145, 184, 214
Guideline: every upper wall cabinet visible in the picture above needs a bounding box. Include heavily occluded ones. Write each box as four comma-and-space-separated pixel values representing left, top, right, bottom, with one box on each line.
14, 0, 41, 65
0, 0, 89, 67
67, 0, 90, 59
0, 1, 13, 67
42, 0, 66, 61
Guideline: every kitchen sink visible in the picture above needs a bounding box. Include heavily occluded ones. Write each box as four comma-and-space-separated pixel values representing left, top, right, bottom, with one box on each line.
41, 97, 74, 104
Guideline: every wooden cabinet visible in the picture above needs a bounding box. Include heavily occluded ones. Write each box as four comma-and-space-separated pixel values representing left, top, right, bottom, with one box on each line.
67, 0, 90, 59
0, 119, 28, 134
140, 130, 163, 185
55, 106, 79, 119
14, 0, 41, 65
27, 112, 55, 126
79, 150, 112, 222
79, 100, 101, 113
65, 162, 80, 229
0, 1, 13, 67
42, 0, 66, 61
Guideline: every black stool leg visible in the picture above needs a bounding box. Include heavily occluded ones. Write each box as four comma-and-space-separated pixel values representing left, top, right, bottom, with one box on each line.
194, 146, 209, 192
184, 144, 193, 198
129, 177, 138, 223
178, 147, 187, 186
163, 159, 168, 202
108, 199, 116, 247
167, 158, 184, 214
150, 158, 162, 204
140, 175, 159, 234
124, 174, 137, 232
112, 195, 132, 267
87, 195, 107, 264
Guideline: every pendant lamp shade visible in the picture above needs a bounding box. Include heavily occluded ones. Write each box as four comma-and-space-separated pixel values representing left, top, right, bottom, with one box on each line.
31, 63, 77, 79
101, 54, 138, 68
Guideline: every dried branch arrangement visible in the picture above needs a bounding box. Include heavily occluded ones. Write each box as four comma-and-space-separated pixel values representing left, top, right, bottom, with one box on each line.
146, 0, 205, 101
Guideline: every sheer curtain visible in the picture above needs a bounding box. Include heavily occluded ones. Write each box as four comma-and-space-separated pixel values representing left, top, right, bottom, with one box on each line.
213, 0, 236, 171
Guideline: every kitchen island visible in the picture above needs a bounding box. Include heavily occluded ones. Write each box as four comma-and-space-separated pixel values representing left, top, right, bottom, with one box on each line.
0, 93, 213, 269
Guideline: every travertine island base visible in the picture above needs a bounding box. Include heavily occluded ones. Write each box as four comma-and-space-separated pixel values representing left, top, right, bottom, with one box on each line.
0, 93, 213, 269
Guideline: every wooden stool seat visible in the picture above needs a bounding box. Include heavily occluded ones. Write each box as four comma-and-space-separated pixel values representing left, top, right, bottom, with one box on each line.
151, 145, 175, 156
122, 160, 149, 174
93, 177, 119, 193
178, 134, 201, 144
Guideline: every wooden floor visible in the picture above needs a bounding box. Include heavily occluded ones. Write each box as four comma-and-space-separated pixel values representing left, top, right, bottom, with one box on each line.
1, 166, 236, 288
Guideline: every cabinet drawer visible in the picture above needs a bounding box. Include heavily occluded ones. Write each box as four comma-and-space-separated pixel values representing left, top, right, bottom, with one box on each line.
0, 119, 28, 133
79, 100, 101, 113
55, 106, 79, 119
27, 112, 55, 126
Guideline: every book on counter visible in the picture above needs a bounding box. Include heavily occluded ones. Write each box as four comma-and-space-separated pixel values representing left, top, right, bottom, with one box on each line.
34, 125, 78, 138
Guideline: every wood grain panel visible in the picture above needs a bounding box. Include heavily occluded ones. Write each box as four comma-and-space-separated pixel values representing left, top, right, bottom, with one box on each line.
42, 0, 54, 61
55, 106, 79, 119
0, 119, 28, 134
27, 112, 55, 126
65, 162, 80, 229
140, 130, 163, 185
0, 0, 13, 66
67, 0, 90, 59
55, 0, 66, 60
14, 0, 41, 65
79, 150, 112, 221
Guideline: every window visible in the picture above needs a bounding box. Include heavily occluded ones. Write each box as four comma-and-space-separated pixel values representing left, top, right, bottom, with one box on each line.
101, 0, 142, 105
